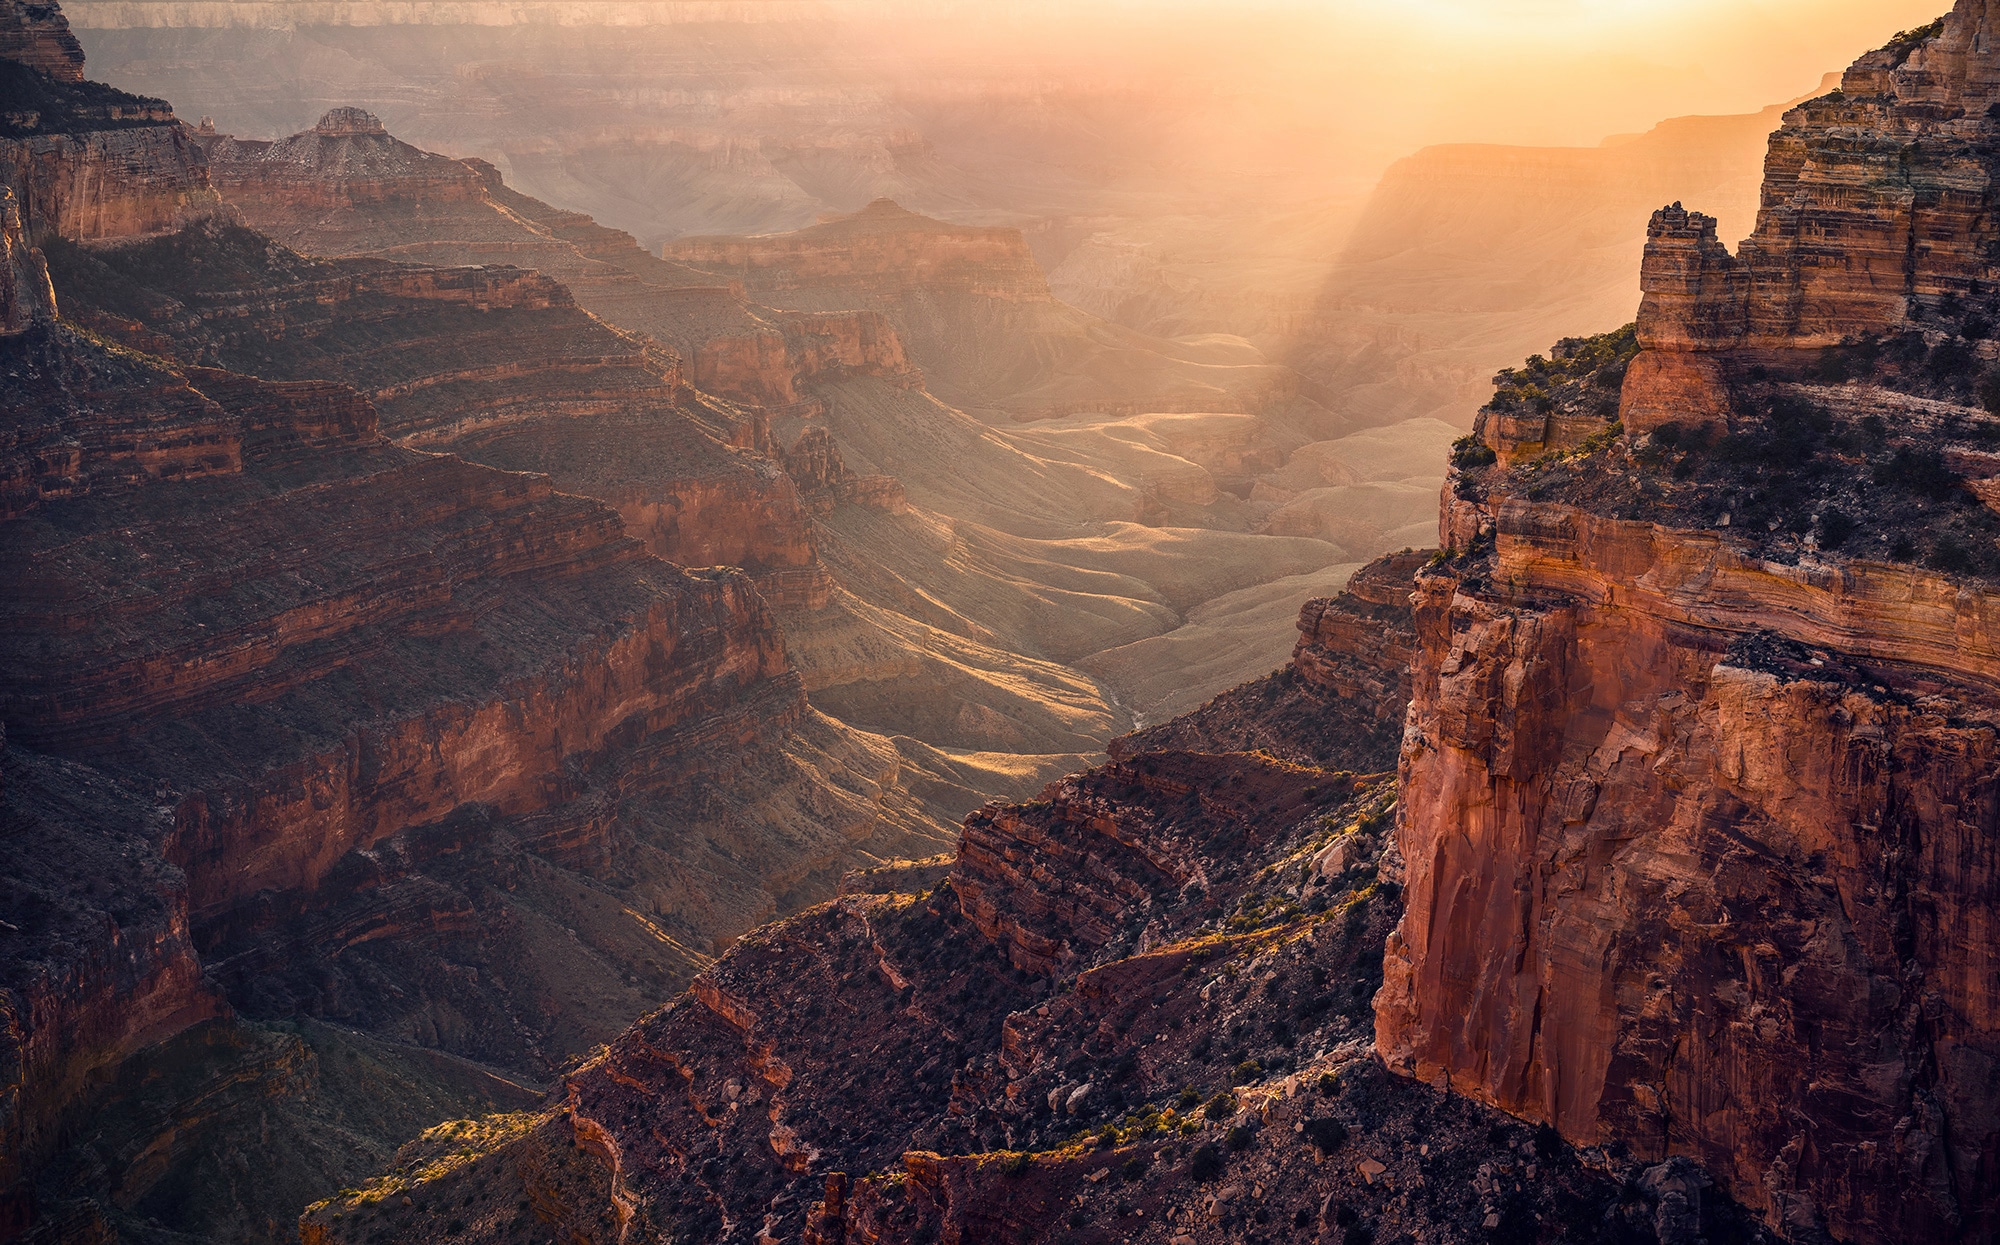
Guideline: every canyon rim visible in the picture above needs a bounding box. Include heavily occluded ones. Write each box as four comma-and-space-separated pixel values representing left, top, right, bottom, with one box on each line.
5, 1, 2000, 1244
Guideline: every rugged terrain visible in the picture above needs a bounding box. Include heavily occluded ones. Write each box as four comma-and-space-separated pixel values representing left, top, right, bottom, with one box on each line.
0, 11, 995, 1239
1379, 8, 2000, 1242
178, 106, 1438, 753
299, 552, 1772, 1245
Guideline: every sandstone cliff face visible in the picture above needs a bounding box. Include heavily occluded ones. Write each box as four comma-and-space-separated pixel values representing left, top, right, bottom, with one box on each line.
0, 0, 82, 81
1378, 497, 2000, 1241
0, 5, 213, 244
1620, 3, 2000, 433
1381, 15, 2000, 1240
0, 187, 54, 335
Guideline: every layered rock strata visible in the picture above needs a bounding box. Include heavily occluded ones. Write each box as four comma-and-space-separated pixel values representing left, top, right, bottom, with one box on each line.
1621, 5, 2000, 433
0, 18, 962, 1239
1380, 10, 2000, 1241
0, 0, 83, 80
0, 0, 214, 244
302, 725, 1766, 1245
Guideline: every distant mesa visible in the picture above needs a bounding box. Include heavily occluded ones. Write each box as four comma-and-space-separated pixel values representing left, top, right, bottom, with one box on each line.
314, 106, 387, 137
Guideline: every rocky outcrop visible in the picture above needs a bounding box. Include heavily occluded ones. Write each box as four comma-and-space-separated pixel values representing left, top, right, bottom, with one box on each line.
198, 107, 488, 211
0, 187, 54, 335
1620, 5, 2000, 432
1382, 13, 2000, 1241
0, 3, 214, 243
782, 425, 906, 517
0, 0, 81, 82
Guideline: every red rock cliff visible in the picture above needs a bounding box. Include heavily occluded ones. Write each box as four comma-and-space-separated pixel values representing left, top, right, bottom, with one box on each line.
1383, 12, 2000, 1240
1622, 4, 2000, 432
0, 2, 215, 243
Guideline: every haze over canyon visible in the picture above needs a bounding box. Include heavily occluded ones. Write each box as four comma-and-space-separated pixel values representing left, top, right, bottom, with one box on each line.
4, 1, 1999, 1244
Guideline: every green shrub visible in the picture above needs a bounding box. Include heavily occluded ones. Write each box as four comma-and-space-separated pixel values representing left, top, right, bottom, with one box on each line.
1303, 1117, 1349, 1153
1818, 508, 1857, 551
1448, 434, 1496, 470
1874, 447, 1962, 501
1188, 1144, 1225, 1181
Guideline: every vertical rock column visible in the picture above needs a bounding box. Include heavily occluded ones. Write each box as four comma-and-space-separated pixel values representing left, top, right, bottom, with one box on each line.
1617, 205, 1745, 435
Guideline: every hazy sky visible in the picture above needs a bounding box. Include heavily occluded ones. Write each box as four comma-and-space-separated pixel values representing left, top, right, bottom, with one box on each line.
1239, 0, 1947, 151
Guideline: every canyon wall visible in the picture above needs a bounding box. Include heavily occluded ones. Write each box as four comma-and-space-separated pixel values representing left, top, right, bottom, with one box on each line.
1380, 8, 2000, 1241
0, 0, 215, 244
298, 546, 1766, 1245
0, 19, 966, 1240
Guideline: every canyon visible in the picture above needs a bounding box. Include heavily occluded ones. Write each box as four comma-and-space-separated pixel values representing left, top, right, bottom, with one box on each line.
301, 7, 2000, 1244
0, 8, 978, 1238
9, 0, 2000, 1243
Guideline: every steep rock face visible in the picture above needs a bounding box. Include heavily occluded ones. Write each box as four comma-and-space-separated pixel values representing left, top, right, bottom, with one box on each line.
0, 187, 55, 335
1382, 17, 2000, 1233
689, 308, 922, 410
1380, 495, 2000, 1242
0, 5, 213, 243
1621, 4, 2000, 432
0, 0, 83, 80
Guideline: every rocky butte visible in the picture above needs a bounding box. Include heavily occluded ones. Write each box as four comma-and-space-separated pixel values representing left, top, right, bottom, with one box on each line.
1380, 4, 2000, 1241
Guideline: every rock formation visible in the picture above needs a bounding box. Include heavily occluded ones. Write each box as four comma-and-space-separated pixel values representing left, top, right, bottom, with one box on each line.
0, 18, 973, 1240
0, 0, 81, 81
663, 199, 1313, 425
0, 0, 214, 244
297, 543, 1773, 1245
0, 187, 54, 334
1379, 8, 2000, 1241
